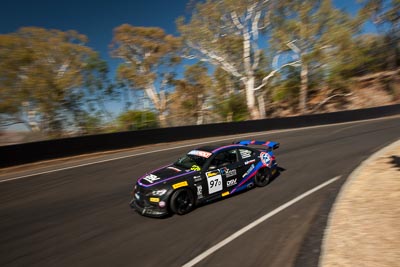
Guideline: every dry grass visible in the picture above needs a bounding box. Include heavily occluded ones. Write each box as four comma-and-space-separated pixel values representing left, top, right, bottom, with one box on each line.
320, 141, 400, 267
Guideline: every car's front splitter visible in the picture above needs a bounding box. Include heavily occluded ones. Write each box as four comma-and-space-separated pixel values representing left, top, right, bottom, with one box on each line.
130, 198, 169, 218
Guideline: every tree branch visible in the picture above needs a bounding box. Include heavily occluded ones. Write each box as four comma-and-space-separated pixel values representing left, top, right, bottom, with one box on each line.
246, 3, 256, 21
231, 11, 244, 30
187, 41, 243, 78
252, 50, 262, 71
311, 93, 353, 113
254, 60, 301, 91
252, 10, 261, 40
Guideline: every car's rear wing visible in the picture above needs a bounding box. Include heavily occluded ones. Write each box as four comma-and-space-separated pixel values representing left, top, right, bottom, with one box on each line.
235, 140, 279, 150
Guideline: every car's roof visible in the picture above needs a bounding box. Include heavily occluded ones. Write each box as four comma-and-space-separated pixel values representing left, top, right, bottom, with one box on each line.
195, 146, 219, 152
195, 144, 245, 153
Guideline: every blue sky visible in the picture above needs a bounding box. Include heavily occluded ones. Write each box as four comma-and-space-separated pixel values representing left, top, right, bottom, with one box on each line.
0, 0, 367, 67
0, 0, 189, 75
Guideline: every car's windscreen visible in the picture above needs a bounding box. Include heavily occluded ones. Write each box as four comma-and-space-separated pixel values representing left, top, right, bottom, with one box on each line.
174, 154, 208, 170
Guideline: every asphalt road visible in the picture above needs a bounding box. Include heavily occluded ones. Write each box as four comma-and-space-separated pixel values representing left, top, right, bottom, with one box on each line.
1, 116, 399, 267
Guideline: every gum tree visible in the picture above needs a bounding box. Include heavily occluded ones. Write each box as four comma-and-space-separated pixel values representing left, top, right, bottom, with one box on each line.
111, 25, 181, 127
177, 0, 299, 120
0, 27, 98, 134
271, 0, 357, 113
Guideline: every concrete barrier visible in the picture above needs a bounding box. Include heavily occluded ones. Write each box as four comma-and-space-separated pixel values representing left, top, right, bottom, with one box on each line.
1, 104, 399, 168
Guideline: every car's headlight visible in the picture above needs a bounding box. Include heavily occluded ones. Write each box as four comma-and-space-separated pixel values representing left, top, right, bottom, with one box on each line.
151, 189, 167, 196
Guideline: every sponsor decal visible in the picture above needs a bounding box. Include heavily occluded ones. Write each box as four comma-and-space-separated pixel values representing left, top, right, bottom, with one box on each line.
242, 164, 255, 178
167, 166, 182, 172
220, 167, 237, 178
245, 159, 256, 165
188, 150, 212, 158
197, 185, 203, 199
227, 178, 237, 187
260, 152, 272, 167
151, 189, 167, 196
222, 191, 230, 197
240, 149, 252, 159
193, 175, 202, 182
206, 170, 223, 194
206, 170, 220, 178
190, 165, 201, 171
159, 201, 166, 208
150, 197, 160, 203
172, 181, 189, 189
143, 174, 161, 183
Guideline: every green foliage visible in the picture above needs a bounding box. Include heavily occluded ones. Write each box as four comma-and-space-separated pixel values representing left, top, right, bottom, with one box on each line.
111, 24, 182, 126
272, 68, 300, 103
169, 62, 212, 124
178, 0, 276, 119
0, 27, 101, 134
214, 92, 248, 121
271, 0, 359, 112
360, 0, 400, 70
212, 67, 248, 121
77, 112, 104, 135
116, 110, 158, 131
82, 53, 117, 120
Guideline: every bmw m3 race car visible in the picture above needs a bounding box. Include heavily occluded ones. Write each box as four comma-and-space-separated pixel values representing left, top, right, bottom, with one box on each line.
130, 140, 280, 217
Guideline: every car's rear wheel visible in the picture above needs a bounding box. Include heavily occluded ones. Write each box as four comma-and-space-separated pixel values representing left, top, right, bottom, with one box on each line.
169, 188, 195, 215
254, 168, 271, 187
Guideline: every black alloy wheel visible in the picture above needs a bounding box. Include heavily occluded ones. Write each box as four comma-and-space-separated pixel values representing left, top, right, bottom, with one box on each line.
170, 188, 195, 215
254, 168, 271, 187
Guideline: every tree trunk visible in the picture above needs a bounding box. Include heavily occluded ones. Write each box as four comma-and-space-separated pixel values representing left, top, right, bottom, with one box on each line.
245, 76, 261, 120
299, 62, 308, 114
196, 94, 204, 125
145, 84, 168, 127
158, 113, 167, 128
257, 95, 266, 119
242, 25, 260, 120
27, 110, 40, 132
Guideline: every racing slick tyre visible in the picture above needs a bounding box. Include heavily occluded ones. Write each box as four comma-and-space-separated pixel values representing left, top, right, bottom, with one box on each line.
254, 168, 271, 187
169, 188, 195, 215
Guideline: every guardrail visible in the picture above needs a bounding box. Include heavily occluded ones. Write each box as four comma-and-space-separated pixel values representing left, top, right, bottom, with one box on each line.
1, 104, 400, 168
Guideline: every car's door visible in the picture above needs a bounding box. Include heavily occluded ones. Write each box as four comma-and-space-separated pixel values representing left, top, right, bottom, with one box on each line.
237, 148, 258, 178
202, 148, 241, 197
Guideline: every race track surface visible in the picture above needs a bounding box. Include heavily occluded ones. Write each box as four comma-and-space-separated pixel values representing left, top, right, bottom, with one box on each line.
1, 116, 399, 267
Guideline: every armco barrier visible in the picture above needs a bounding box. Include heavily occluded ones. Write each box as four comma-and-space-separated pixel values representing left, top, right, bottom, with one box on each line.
1, 104, 400, 168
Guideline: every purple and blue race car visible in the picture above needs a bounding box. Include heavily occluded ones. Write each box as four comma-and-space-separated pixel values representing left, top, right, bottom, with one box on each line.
130, 140, 280, 217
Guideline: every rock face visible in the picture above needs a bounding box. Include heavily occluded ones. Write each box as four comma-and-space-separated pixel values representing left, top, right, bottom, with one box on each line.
348, 70, 400, 109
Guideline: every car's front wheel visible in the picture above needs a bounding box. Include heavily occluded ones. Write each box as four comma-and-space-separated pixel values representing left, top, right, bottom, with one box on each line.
254, 168, 271, 187
169, 188, 195, 215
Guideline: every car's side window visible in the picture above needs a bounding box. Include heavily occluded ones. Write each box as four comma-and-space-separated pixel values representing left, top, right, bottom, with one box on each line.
239, 149, 255, 160
210, 149, 238, 168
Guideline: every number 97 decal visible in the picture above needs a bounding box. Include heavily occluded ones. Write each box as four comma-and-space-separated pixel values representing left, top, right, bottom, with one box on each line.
206, 170, 223, 194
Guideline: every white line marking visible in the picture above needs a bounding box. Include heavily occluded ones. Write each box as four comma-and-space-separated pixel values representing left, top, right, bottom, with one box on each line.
182, 176, 341, 267
2, 114, 398, 182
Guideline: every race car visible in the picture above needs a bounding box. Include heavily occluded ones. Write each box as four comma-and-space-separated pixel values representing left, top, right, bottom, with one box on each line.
130, 140, 280, 217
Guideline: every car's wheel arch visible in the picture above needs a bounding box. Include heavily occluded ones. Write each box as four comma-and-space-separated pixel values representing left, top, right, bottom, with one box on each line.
254, 166, 271, 187
168, 186, 197, 215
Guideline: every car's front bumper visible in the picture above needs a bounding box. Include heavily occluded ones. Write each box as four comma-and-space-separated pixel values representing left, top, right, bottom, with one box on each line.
129, 190, 169, 218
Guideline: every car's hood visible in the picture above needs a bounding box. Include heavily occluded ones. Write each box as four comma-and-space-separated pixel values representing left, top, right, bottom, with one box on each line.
138, 164, 195, 187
